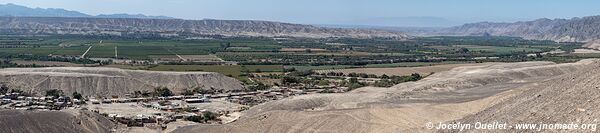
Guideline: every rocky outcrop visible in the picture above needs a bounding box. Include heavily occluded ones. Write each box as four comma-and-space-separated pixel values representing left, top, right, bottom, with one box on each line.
0, 67, 244, 97
0, 16, 409, 39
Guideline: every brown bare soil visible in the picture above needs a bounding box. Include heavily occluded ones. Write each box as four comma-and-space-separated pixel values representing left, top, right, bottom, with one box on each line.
440, 59, 600, 133
0, 109, 115, 133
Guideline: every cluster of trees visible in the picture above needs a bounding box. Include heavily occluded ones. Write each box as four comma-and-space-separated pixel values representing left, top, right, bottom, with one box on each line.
132, 90, 152, 98
0, 54, 100, 64
0, 60, 55, 68
153, 87, 174, 97
131, 87, 175, 98
281, 69, 425, 89
45, 89, 64, 98
281, 75, 332, 86
131, 86, 228, 97
342, 77, 366, 90
323, 72, 391, 79
72, 91, 83, 100
373, 73, 423, 87
185, 111, 219, 123
0, 85, 8, 94
247, 82, 271, 91
0, 85, 24, 95
0, 60, 18, 68
281, 76, 300, 85
346, 73, 379, 78
180, 89, 195, 96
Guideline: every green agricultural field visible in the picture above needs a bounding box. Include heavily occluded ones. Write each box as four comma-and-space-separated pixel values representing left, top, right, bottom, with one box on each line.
0, 35, 584, 69
243, 65, 284, 72
0, 48, 54, 56
286, 61, 472, 71
0, 36, 282, 59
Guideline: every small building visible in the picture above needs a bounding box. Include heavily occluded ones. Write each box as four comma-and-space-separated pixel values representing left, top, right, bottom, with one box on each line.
73, 99, 81, 104
131, 98, 147, 102
171, 95, 183, 100
102, 99, 112, 104
33, 97, 42, 101
110, 98, 119, 103
184, 98, 205, 103
117, 98, 130, 103
1, 98, 10, 104
44, 96, 54, 100
184, 95, 198, 99
90, 99, 100, 104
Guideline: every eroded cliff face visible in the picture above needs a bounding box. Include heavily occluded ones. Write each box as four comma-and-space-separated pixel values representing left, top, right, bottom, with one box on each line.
0, 67, 244, 97
0, 16, 410, 39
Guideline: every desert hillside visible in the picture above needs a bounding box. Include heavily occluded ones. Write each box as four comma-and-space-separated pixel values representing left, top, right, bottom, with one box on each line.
0, 67, 244, 97
0, 109, 115, 133
441, 60, 600, 132
0, 16, 409, 39
172, 59, 596, 133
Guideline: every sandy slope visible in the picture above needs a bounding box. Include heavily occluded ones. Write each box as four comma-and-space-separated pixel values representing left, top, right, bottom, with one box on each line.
173, 60, 595, 133
0, 67, 244, 97
0, 109, 115, 133
440, 60, 600, 133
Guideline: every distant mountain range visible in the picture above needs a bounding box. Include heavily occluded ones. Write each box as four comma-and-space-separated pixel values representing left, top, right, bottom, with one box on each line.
95, 14, 175, 19
10, 3, 600, 42
0, 17, 409, 38
347, 16, 462, 27
0, 3, 175, 19
429, 16, 600, 42
0, 3, 408, 38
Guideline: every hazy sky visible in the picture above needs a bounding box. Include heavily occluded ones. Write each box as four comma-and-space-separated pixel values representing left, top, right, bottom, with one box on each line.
2, 0, 600, 27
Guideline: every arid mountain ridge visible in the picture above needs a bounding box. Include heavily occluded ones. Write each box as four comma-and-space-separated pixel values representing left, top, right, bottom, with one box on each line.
0, 3, 174, 19
0, 16, 410, 39
0, 3, 410, 38
437, 16, 600, 42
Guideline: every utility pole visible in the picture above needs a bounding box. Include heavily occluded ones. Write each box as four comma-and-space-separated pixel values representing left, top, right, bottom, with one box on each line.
114, 46, 118, 58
